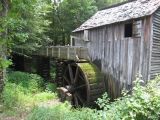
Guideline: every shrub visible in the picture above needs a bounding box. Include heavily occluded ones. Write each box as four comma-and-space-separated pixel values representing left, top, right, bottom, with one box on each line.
7, 71, 44, 93
50, 65, 56, 81
2, 83, 21, 108
45, 82, 57, 92
96, 76, 160, 120
2, 71, 57, 109
33, 92, 57, 103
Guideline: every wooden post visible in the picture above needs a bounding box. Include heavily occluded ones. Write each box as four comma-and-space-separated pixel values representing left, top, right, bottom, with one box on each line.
58, 48, 60, 58
52, 47, 54, 57
67, 47, 70, 59
47, 48, 49, 57
70, 36, 73, 46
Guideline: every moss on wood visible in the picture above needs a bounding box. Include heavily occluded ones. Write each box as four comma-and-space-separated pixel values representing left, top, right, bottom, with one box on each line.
78, 63, 103, 83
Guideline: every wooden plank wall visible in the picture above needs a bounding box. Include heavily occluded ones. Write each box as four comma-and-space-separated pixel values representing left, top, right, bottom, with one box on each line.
73, 32, 87, 47
150, 9, 160, 79
74, 17, 152, 99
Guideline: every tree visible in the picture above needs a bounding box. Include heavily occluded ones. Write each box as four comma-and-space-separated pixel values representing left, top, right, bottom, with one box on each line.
47, 0, 128, 45
94, 0, 111, 9
0, 0, 52, 92
1, 0, 52, 54
95, 0, 127, 10
0, 0, 11, 93
47, 0, 97, 45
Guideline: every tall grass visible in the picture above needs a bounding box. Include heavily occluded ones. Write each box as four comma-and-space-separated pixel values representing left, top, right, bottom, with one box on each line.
27, 102, 101, 120
2, 71, 57, 110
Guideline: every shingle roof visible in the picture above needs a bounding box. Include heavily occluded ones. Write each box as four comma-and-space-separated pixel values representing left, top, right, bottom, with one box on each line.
73, 0, 160, 32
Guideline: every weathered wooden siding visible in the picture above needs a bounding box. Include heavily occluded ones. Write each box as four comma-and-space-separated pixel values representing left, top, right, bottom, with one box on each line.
74, 17, 152, 99
73, 32, 87, 47
150, 9, 160, 79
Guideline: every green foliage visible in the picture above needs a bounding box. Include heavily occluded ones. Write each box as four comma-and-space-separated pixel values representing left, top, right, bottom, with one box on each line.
31, 92, 57, 103
0, 0, 52, 70
94, 0, 127, 10
50, 63, 56, 81
7, 71, 44, 93
2, 71, 57, 109
48, 0, 128, 45
0, 58, 12, 69
27, 102, 103, 120
96, 92, 110, 110
45, 82, 57, 92
27, 76, 160, 120
96, 76, 160, 120
0, 0, 52, 52
94, 0, 113, 9
0, 0, 128, 69
2, 83, 21, 108
48, 0, 97, 45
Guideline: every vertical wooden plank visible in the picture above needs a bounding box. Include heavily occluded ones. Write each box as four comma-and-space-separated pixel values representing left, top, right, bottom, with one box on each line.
139, 24, 144, 77
131, 38, 141, 83
142, 17, 152, 81
150, 10, 160, 79
102, 27, 105, 71
124, 39, 128, 89
105, 27, 109, 73
127, 39, 134, 89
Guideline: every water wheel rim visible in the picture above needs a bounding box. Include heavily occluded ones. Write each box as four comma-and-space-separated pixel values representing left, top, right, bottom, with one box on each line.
78, 65, 90, 104
63, 62, 90, 106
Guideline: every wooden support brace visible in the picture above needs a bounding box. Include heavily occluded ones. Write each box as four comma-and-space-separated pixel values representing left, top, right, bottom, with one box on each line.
57, 87, 72, 103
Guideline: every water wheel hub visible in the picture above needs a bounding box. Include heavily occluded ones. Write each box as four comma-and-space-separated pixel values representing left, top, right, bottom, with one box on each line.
65, 85, 75, 93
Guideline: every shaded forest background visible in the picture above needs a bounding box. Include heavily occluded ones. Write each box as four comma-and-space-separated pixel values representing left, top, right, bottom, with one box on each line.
0, 0, 127, 54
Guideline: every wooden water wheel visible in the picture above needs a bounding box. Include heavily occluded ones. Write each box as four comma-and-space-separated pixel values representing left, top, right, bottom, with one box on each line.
56, 61, 105, 107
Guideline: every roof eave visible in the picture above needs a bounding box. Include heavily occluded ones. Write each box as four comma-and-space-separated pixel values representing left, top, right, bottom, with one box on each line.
73, 14, 154, 33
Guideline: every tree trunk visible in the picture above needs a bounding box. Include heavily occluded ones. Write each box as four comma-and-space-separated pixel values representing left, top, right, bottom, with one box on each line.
0, 0, 10, 93
0, 0, 10, 17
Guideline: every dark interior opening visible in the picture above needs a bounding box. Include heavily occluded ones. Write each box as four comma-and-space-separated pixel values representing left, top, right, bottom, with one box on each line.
11, 54, 25, 71
11, 54, 51, 80
124, 23, 133, 37
72, 38, 75, 46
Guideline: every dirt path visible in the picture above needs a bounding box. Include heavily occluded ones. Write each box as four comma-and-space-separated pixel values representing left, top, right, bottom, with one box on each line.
0, 99, 61, 120
38, 99, 61, 107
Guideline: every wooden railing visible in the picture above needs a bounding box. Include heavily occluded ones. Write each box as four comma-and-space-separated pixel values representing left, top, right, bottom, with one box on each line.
15, 46, 90, 61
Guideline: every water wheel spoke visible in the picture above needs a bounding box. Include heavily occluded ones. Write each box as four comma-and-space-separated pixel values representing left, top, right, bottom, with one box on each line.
75, 84, 86, 89
73, 94, 79, 106
75, 92, 84, 104
79, 74, 85, 82
74, 67, 79, 84
68, 64, 74, 84
63, 76, 70, 85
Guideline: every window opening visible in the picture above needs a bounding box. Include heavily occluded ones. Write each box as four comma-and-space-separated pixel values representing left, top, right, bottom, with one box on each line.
124, 23, 133, 37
